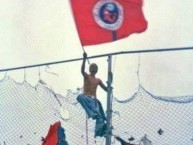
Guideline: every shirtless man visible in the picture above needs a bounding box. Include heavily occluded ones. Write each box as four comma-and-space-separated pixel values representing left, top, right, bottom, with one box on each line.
77, 52, 108, 137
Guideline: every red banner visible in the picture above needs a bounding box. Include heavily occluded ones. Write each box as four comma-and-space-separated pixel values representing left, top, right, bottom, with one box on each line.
70, 0, 148, 46
42, 122, 60, 145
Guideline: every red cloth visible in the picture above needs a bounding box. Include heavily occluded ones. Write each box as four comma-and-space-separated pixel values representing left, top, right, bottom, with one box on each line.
42, 121, 61, 145
70, 0, 147, 46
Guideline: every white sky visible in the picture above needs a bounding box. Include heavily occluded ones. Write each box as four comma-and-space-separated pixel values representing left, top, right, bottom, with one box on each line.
0, 0, 193, 109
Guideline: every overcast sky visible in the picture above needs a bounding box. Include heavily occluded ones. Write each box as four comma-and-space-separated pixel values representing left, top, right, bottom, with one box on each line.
0, 0, 193, 108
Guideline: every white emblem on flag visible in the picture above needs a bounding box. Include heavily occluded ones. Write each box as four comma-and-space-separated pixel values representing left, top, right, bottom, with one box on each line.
93, 0, 124, 31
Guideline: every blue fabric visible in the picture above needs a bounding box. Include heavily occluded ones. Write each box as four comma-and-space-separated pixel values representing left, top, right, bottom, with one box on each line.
97, 99, 106, 121
95, 118, 107, 137
77, 94, 102, 119
77, 93, 107, 137
58, 127, 65, 139
57, 127, 68, 145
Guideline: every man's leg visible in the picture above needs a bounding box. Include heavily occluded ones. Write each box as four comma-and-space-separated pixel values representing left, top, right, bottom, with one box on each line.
97, 99, 106, 121
94, 100, 107, 137
95, 117, 107, 137
77, 94, 98, 119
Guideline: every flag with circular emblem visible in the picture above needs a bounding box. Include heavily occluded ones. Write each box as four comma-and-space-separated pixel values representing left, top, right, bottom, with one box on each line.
70, 0, 148, 46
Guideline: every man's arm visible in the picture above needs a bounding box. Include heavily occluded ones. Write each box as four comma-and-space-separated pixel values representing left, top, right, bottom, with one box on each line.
99, 80, 108, 92
99, 71, 113, 92
81, 52, 87, 77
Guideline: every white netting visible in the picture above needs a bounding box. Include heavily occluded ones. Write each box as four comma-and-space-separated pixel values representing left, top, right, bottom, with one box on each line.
0, 77, 60, 145
0, 77, 104, 145
1, 76, 193, 145
112, 86, 193, 145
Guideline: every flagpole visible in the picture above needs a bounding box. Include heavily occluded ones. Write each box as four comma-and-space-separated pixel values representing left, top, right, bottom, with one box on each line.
105, 31, 117, 145
68, 0, 90, 65
81, 46, 90, 65
106, 55, 113, 145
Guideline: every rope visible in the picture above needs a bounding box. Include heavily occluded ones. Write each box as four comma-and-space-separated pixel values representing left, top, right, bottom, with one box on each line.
24, 69, 26, 82
137, 54, 141, 91
86, 115, 89, 145
45, 65, 59, 76
38, 67, 41, 81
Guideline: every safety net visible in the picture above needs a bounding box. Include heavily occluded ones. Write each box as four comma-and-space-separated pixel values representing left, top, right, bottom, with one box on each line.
1, 75, 193, 145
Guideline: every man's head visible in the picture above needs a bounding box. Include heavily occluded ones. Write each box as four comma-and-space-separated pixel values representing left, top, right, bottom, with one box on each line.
89, 63, 98, 75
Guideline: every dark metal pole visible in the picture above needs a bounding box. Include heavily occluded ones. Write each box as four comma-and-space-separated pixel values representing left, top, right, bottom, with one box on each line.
0, 46, 193, 72
106, 55, 113, 145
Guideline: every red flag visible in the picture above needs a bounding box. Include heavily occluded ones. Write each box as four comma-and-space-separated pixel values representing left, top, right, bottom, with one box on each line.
70, 0, 147, 46
41, 121, 61, 145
